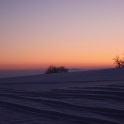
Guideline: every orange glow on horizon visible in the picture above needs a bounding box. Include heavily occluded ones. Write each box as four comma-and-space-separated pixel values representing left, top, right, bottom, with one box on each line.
1, 1, 124, 71
0, 61, 114, 71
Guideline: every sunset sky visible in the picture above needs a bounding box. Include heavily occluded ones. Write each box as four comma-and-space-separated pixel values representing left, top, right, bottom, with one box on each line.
0, 0, 124, 70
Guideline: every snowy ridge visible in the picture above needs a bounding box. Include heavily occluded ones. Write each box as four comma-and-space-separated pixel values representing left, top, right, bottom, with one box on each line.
0, 68, 124, 124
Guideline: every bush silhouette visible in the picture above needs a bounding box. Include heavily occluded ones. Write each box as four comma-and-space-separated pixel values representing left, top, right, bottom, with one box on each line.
113, 55, 124, 68
45, 66, 68, 74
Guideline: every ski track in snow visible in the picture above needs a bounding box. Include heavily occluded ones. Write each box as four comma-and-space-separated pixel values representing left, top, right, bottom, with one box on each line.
0, 68, 124, 124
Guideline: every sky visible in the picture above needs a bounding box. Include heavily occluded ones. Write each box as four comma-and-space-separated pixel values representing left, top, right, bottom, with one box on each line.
0, 0, 124, 70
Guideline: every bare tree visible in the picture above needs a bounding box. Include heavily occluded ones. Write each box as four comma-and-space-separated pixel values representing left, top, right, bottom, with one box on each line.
113, 55, 124, 68
45, 65, 68, 74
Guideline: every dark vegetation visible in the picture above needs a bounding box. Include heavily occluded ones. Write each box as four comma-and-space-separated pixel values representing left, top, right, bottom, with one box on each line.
45, 54, 124, 74
114, 55, 124, 68
45, 66, 68, 74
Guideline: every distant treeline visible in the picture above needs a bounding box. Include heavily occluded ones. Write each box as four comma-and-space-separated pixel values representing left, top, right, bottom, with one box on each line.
45, 66, 68, 74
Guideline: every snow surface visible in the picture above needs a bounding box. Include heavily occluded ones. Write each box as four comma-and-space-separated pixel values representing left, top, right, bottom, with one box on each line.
0, 68, 124, 124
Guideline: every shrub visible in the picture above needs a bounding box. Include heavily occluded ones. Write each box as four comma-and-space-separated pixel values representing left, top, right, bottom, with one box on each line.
45, 66, 68, 74
113, 55, 124, 68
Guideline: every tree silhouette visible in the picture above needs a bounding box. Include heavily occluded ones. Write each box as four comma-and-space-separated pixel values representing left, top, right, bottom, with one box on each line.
113, 55, 124, 68
45, 66, 68, 74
